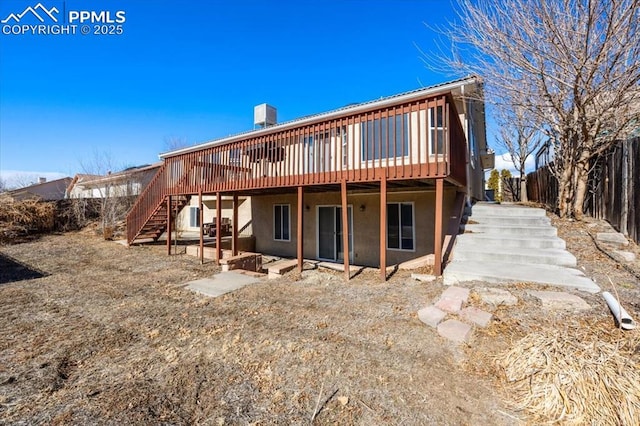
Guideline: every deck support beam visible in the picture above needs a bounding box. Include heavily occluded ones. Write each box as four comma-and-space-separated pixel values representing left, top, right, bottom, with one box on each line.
341, 179, 350, 281
166, 195, 172, 256
198, 190, 204, 264
297, 186, 304, 273
215, 192, 222, 265
380, 173, 387, 281
434, 178, 444, 276
232, 194, 239, 256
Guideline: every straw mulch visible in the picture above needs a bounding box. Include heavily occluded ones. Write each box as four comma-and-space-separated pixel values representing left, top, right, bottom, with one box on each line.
496, 318, 640, 425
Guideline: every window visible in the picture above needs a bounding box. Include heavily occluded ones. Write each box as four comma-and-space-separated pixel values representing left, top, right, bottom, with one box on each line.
274, 204, 290, 241
361, 113, 409, 161
341, 126, 348, 168
466, 99, 476, 167
190, 207, 200, 227
387, 202, 414, 250
429, 106, 445, 156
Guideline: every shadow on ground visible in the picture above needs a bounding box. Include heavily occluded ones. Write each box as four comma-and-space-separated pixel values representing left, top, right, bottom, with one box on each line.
0, 252, 48, 285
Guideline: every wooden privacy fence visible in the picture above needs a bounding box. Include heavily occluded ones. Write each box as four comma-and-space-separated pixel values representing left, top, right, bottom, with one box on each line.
526, 166, 558, 210
527, 137, 639, 244
586, 137, 639, 244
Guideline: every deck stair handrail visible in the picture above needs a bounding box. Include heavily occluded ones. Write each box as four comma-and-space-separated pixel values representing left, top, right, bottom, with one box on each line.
126, 163, 168, 243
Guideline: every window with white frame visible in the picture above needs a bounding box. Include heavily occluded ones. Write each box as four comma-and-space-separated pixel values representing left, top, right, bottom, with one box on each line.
190, 206, 200, 227
274, 204, 290, 241
387, 202, 414, 250
429, 105, 445, 156
341, 126, 348, 168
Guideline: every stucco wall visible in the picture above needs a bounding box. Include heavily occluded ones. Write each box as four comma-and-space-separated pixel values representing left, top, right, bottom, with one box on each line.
178, 196, 252, 235
251, 188, 457, 267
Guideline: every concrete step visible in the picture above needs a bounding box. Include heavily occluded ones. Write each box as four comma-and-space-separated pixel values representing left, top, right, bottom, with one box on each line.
471, 204, 547, 217
455, 234, 566, 249
265, 259, 298, 279
453, 247, 576, 267
464, 224, 557, 237
443, 260, 599, 293
467, 215, 551, 226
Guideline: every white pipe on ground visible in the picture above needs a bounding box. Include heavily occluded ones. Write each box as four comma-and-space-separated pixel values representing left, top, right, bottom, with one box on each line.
602, 291, 636, 330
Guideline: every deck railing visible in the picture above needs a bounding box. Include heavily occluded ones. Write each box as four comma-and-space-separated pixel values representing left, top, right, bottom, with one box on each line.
165, 94, 465, 194
126, 93, 468, 243
125, 162, 168, 242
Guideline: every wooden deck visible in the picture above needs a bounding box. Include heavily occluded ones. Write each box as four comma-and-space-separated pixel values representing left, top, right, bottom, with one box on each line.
126, 88, 472, 278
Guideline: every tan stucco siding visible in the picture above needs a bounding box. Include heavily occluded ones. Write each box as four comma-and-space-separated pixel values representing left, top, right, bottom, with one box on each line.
178, 196, 252, 235
251, 189, 457, 267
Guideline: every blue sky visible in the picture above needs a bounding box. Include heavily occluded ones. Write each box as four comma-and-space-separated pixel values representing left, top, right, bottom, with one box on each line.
0, 0, 494, 187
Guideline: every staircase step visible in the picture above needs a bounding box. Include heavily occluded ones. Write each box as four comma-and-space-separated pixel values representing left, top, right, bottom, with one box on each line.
455, 233, 566, 249
266, 259, 298, 279
467, 215, 550, 226
471, 204, 547, 217
464, 224, 557, 237
453, 247, 576, 267
443, 260, 599, 293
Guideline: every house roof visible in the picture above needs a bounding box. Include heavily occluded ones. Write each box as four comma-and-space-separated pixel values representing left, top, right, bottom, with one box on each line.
7, 177, 73, 201
70, 163, 162, 187
160, 75, 483, 159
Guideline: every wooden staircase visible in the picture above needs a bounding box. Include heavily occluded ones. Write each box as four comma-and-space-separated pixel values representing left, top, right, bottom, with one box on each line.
130, 195, 190, 242
126, 163, 192, 245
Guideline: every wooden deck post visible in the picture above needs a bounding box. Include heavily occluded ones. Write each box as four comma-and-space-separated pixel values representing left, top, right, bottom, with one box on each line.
380, 173, 387, 281
232, 193, 238, 256
434, 178, 444, 275
215, 192, 222, 265
198, 190, 204, 264
341, 179, 350, 281
297, 186, 304, 273
166, 196, 172, 256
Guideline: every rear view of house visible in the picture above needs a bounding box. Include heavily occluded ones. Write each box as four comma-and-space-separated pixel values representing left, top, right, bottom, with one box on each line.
127, 76, 490, 278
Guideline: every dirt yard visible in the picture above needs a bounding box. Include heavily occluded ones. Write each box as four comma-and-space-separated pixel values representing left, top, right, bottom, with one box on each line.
1, 216, 639, 425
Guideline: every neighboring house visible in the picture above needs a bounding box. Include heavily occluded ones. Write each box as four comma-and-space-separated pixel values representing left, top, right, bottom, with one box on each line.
127, 76, 491, 277
6, 177, 73, 201
67, 163, 161, 199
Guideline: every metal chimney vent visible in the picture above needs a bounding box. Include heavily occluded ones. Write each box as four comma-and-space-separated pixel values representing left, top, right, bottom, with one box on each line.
254, 103, 277, 128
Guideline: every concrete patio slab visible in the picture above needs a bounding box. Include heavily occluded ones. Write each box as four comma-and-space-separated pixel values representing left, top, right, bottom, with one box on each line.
187, 271, 262, 297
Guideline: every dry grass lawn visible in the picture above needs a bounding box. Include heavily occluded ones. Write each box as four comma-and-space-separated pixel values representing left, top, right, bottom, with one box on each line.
1, 233, 510, 425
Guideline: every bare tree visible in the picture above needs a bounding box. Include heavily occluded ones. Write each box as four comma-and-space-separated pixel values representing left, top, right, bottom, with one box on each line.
78, 151, 136, 239
9, 174, 39, 190
433, 0, 640, 218
495, 107, 545, 202
163, 136, 189, 152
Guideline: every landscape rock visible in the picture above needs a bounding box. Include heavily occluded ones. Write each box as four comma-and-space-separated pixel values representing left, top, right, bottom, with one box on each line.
596, 232, 629, 246
435, 286, 470, 313
437, 319, 473, 343
612, 250, 636, 263
459, 307, 492, 328
411, 273, 437, 283
417, 305, 447, 328
528, 290, 591, 311
474, 287, 518, 307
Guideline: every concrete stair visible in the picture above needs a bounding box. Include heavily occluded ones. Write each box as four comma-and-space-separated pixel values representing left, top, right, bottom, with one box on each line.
443, 203, 600, 293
